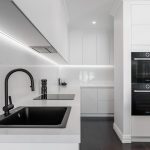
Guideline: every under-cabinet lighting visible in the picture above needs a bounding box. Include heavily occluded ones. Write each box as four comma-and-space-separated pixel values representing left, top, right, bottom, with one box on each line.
0, 31, 58, 65
59, 65, 114, 68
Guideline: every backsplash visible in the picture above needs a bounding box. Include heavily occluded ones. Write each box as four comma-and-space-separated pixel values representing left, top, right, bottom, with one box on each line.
59, 67, 114, 86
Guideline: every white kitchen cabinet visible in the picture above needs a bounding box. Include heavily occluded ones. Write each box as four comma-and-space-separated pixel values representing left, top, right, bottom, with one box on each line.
69, 29, 114, 65
81, 87, 114, 115
132, 5, 150, 25
83, 32, 97, 65
98, 88, 114, 114
131, 4, 150, 48
81, 88, 98, 114
97, 33, 110, 65
69, 30, 83, 64
13, 0, 69, 61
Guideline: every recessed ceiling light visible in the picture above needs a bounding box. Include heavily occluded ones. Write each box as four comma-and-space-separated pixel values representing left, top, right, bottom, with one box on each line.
92, 21, 96, 25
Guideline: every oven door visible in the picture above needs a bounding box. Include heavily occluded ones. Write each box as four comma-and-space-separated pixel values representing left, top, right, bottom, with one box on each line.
132, 59, 150, 83
132, 90, 150, 115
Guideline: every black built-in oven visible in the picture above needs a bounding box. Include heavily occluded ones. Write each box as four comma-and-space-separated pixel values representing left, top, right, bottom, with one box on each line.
132, 52, 150, 115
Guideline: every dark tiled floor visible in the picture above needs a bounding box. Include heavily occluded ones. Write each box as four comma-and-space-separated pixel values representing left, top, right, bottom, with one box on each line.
80, 117, 150, 150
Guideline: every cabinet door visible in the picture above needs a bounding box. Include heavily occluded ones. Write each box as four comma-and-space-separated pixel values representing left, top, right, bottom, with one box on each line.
132, 4, 150, 47
81, 88, 98, 114
98, 88, 114, 114
69, 30, 83, 65
83, 32, 97, 65
97, 33, 110, 65
13, 0, 69, 61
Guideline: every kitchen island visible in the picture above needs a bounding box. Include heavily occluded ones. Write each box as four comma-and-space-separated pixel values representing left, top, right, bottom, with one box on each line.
0, 86, 80, 150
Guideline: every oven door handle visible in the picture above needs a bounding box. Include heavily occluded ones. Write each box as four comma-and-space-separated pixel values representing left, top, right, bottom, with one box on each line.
134, 58, 150, 60
133, 90, 150, 93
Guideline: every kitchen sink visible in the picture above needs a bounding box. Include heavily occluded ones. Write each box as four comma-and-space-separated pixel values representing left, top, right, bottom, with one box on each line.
0, 107, 71, 128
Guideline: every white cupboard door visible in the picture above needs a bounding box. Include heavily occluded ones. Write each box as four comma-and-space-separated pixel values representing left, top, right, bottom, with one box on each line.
81, 88, 98, 114
98, 88, 114, 114
97, 32, 110, 65
131, 4, 150, 47
132, 5, 150, 25
69, 30, 83, 65
83, 32, 97, 65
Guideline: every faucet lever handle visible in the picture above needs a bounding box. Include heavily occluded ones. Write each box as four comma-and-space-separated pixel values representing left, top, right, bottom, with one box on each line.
9, 96, 12, 104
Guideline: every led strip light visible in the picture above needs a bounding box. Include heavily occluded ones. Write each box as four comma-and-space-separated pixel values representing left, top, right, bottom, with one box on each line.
0, 31, 58, 65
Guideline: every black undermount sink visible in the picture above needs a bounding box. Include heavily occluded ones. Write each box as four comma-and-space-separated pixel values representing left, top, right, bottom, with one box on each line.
0, 107, 71, 128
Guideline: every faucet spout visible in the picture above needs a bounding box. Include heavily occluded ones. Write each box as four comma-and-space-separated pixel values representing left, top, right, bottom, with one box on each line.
3, 68, 35, 116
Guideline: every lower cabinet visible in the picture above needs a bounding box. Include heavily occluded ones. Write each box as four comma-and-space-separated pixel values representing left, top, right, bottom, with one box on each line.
81, 88, 98, 114
81, 87, 114, 116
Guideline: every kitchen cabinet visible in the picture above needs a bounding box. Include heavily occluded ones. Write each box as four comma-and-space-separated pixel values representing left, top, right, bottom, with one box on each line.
81, 87, 114, 116
81, 88, 98, 114
83, 32, 97, 65
13, 0, 69, 61
97, 33, 110, 65
69, 30, 113, 65
69, 30, 83, 64
131, 4, 150, 49
98, 88, 114, 114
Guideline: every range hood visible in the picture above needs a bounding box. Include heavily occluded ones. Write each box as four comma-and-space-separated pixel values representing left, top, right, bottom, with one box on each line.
30, 46, 57, 53
0, 0, 57, 53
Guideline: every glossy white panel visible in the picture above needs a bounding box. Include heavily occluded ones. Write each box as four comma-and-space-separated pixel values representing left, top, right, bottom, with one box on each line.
59, 67, 114, 86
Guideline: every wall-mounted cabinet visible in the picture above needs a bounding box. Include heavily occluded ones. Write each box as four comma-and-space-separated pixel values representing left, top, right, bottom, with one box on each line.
13, 0, 69, 61
0, 0, 51, 49
81, 87, 114, 116
131, 4, 150, 51
83, 32, 97, 65
69, 30, 114, 65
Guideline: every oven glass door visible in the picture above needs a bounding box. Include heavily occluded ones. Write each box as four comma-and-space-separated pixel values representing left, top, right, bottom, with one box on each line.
132, 60, 150, 83
132, 91, 150, 115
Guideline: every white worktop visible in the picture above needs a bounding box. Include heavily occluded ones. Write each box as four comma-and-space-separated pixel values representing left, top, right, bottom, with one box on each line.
0, 86, 80, 143
80, 83, 114, 88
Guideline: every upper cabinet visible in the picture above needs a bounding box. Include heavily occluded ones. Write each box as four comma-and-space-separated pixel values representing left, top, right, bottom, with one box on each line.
69, 30, 114, 65
131, 3, 150, 50
83, 32, 97, 65
0, 0, 51, 48
13, 0, 69, 61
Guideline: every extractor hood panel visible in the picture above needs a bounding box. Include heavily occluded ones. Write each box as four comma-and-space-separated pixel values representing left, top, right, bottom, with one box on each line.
0, 0, 56, 52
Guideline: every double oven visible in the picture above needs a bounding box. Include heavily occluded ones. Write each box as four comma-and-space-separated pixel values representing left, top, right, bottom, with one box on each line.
132, 52, 150, 115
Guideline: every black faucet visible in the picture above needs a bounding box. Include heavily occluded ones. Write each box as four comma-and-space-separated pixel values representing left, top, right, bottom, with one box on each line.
3, 69, 35, 116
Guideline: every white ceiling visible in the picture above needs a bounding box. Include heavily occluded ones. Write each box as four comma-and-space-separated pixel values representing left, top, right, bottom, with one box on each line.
66, 0, 115, 29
